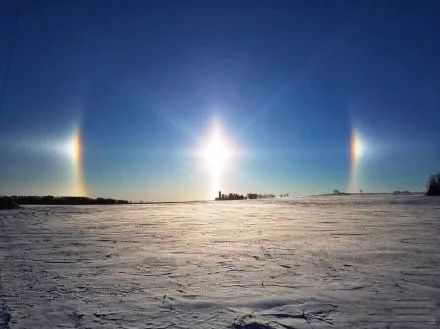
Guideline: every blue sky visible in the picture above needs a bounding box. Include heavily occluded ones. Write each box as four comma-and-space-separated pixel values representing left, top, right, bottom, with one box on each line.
1, 0, 439, 201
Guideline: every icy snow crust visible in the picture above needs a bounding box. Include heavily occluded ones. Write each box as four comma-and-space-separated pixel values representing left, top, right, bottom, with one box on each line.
0, 195, 439, 328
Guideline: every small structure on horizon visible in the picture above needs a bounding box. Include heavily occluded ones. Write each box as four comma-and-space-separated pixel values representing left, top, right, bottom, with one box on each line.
215, 191, 245, 201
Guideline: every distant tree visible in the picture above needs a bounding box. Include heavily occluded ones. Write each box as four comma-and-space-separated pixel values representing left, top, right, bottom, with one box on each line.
215, 192, 244, 201
426, 172, 440, 196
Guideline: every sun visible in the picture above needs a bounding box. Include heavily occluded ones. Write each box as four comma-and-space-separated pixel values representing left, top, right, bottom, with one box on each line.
199, 122, 236, 198
202, 130, 231, 174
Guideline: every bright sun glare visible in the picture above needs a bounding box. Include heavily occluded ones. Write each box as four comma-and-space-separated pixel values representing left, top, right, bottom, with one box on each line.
199, 123, 236, 198
202, 130, 231, 174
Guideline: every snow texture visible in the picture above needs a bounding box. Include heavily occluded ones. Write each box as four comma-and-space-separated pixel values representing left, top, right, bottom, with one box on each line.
0, 195, 439, 328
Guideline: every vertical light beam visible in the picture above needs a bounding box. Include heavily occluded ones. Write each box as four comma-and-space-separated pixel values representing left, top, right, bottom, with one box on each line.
347, 129, 364, 193
71, 127, 88, 196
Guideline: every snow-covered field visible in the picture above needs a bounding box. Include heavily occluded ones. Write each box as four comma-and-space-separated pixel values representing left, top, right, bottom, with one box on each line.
0, 195, 439, 328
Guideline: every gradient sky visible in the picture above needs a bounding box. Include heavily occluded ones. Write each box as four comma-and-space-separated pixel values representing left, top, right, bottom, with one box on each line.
1, 0, 439, 201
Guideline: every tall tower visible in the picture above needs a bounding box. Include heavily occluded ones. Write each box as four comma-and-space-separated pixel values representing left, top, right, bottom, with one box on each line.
218, 191, 221, 200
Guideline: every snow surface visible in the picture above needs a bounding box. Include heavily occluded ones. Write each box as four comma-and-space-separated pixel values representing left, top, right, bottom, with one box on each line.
0, 195, 439, 328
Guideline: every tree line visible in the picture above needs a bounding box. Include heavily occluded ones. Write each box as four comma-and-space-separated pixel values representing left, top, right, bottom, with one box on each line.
246, 193, 275, 199
5, 195, 129, 205
426, 172, 440, 196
